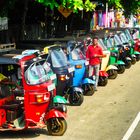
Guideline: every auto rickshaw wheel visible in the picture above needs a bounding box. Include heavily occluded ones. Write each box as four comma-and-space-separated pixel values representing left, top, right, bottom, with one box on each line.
68, 92, 84, 106
125, 61, 132, 69
47, 118, 67, 136
108, 70, 118, 79
98, 77, 108, 86
83, 84, 95, 96
131, 57, 136, 64
136, 55, 140, 61
117, 65, 125, 74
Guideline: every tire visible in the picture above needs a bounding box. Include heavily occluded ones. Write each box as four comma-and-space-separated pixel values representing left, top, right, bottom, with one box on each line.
125, 61, 132, 69
98, 77, 108, 86
47, 118, 67, 136
131, 57, 136, 65
68, 92, 84, 106
83, 84, 95, 96
136, 54, 140, 61
117, 65, 125, 74
107, 70, 118, 79
54, 103, 67, 113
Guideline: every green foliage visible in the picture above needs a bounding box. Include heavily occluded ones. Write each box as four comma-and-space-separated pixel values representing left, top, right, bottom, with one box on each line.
35, 0, 96, 13
84, 0, 96, 12
121, 0, 140, 17
108, 0, 122, 9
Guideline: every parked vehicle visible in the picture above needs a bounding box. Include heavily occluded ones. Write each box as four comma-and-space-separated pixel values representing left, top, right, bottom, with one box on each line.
124, 29, 140, 61
109, 34, 132, 69
0, 49, 67, 136
98, 38, 118, 79
63, 40, 95, 96
105, 37, 126, 74
119, 32, 137, 64
44, 44, 84, 106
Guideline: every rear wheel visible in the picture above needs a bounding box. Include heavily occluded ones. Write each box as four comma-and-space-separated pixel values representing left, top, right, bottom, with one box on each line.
125, 61, 132, 69
47, 118, 67, 136
117, 65, 125, 74
83, 84, 95, 96
68, 92, 84, 106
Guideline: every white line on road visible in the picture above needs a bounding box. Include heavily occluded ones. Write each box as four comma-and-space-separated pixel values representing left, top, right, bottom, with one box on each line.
122, 112, 140, 140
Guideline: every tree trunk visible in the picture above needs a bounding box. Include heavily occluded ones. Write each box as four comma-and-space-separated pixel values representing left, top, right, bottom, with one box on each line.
20, 0, 29, 40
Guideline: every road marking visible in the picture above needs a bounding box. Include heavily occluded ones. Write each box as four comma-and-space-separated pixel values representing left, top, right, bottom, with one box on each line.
122, 112, 140, 140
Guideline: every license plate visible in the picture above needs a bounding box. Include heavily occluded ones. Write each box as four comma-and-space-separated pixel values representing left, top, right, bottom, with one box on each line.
68, 66, 75, 73
85, 61, 89, 65
48, 83, 55, 91
50, 74, 56, 80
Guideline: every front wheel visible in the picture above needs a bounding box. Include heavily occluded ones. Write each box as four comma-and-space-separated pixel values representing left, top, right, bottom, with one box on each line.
131, 57, 136, 65
98, 77, 108, 86
47, 118, 67, 136
136, 54, 140, 61
125, 61, 132, 69
82, 84, 95, 96
117, 65, 125, 74
68, 92, 84, 106
107, 70, 118, 79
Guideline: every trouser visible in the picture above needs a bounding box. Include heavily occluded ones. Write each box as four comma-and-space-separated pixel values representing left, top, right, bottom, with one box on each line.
89, 64, 100, 88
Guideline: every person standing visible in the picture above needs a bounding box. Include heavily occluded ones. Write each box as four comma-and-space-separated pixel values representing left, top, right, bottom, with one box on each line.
86, 36, 106, 91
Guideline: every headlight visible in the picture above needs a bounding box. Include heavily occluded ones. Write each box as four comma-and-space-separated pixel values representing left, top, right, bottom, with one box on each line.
75, 64, 82, 69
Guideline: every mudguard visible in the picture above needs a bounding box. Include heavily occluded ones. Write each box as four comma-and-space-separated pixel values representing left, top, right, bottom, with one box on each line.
99, 70, 108, 77
106, 65, 118, 72
125, 57, 131, 61
117, 60, 125, 65
45, 109, 66, 120
134, 51, 140, 55
82, 78, 95, 85
73, 87, 83, 93
131, 54, 136, 58
53, 95, 67, 104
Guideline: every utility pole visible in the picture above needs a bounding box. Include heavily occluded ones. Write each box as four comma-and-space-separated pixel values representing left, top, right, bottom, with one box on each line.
105, 2, 108, 28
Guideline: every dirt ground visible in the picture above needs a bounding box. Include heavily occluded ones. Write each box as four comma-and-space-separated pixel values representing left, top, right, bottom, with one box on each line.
0, 61, 140, 140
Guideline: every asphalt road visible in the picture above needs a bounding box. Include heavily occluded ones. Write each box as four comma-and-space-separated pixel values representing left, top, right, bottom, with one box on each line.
0, 61, 140, 140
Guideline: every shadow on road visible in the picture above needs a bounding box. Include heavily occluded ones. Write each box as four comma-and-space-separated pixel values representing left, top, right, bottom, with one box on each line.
0, 128, 49, 139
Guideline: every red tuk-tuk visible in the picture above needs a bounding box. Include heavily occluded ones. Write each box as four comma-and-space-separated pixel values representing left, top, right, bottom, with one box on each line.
0, 47, 67, 136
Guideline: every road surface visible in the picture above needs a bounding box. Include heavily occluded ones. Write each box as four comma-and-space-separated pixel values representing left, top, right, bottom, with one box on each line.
0, 61, 140, 140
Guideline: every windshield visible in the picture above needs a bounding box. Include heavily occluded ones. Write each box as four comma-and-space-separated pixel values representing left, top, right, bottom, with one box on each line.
114, 35, 122, 45
106, 38, 114, 48
98, 39, 107, 50
25, 59, 52, 85
132, 31, 139, 39
119, 33, 128, 43
125, 29, 133, 40
51, 49, 68, 68
71, 48, 85, 60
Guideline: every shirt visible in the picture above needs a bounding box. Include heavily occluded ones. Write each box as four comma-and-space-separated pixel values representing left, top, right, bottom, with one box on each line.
86, 45, 103, 66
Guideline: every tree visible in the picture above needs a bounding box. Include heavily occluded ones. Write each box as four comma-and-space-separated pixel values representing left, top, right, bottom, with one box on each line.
35, 0, 96, 13
0, 0, 17, 17
120, 0, 140, 17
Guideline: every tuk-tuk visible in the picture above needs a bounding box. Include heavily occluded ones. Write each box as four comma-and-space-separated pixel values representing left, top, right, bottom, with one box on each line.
63, 40, 95, 95
98, 38, 118, 79
105, 37, 126, 74
110, 34, 132, 69
0, 49, 67, 136
44, 44, 84, 106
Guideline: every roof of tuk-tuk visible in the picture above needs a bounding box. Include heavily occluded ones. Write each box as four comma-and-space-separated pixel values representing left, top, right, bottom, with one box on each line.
0, 49, 24, 65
